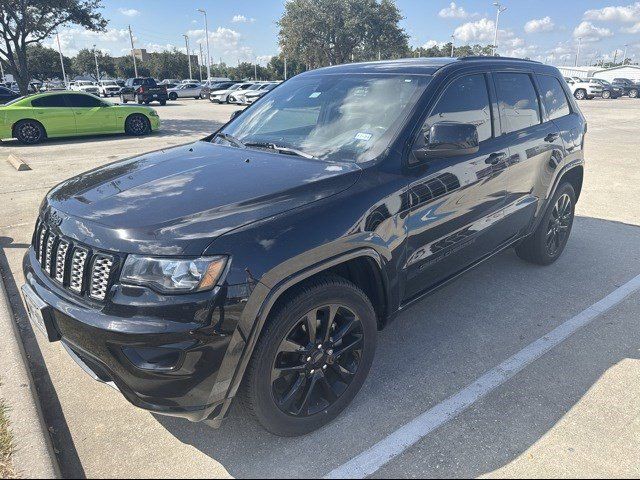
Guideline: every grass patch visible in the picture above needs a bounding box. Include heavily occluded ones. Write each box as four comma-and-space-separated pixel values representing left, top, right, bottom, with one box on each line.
0, 398, 17, 479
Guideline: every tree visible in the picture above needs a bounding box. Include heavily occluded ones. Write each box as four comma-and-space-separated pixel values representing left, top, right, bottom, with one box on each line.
267, 54, 305, 80
278, 0, 409, 69
26, 43, 72, 81
73, 48, 114, 80
146, 50, 190, 80
0, 0, 107, 93
114, 55, 149, 78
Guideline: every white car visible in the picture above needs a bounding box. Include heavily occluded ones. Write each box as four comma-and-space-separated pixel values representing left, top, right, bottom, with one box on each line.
229, 83, 270, 104
167, 82, 203, 100
209, 82, 255, 103
244, 83, 280, 104
70, 80, 100, 96
98, 80, 121, 97
564, 77, 602, 100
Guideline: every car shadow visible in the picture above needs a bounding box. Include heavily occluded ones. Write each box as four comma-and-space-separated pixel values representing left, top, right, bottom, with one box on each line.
151, 216, 640, 478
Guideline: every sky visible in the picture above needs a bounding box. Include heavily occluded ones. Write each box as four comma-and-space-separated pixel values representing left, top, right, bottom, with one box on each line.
46, 1, 640, 67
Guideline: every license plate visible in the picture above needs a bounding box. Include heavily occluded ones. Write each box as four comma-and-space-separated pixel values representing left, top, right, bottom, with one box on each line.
21, 285, 58, 342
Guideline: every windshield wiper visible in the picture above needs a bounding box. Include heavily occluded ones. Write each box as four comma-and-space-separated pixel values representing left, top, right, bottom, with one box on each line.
244, 142, 317, 159
214, 132, 245, 148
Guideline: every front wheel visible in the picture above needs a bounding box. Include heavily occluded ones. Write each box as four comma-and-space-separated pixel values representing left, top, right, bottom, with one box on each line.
630, 89, 639, 99
240, 275, 377, 436
574, 89, 586, 100
602, 90, 611, 99
169, 92, 178, 101
515, 183, 576, 265
124, 114, 151, 136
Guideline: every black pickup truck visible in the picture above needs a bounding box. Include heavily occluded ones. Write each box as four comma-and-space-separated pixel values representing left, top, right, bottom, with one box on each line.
119, 77, 168, 105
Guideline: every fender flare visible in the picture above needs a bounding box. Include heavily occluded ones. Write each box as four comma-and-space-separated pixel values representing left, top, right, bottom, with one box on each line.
211, 247, 385, 422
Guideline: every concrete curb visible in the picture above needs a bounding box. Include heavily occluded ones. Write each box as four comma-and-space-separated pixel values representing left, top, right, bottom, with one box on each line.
0, 266, 59, 478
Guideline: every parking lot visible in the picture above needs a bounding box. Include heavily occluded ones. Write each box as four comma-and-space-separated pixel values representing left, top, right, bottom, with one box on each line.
1, 97, 640, 478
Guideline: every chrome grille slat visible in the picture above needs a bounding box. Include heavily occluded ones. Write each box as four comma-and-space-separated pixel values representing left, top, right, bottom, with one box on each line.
89, 255, 114, 301
55, 240, 69, 283
44, 234, 56, 275
38, 225, 48, 264
69, 248, 88, 293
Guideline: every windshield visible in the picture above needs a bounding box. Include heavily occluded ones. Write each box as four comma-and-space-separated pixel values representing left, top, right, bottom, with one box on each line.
217, 73, 430, 163
4, 96, 27, 106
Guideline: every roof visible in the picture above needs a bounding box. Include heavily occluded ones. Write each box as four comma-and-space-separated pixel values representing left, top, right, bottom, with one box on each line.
305, 56, 549, 76
594, 64, 640, 73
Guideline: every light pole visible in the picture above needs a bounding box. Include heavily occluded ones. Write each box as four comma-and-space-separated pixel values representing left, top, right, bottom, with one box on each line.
128, 25, 138, 77
183, 34, 192, 80
492, 2, 507, 56
197, 8, 211, 82
92, 44, 100, 82
575, 37, 582, 66
55, 31, 68, 87
198, 43, 204, 82
450, 35, 455, 57
622, 44, 628, 65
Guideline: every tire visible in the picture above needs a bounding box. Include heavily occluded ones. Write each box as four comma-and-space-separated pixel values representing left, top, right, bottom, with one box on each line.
239, 274, 377, 436
120, 95, 128, 104
14, 119, 46, 145
630, 89, 639, 99
135, 94, 143, 105
169, 92, 178, 101
602, 90, 611, 99
159, 100, 166, 106
574, 89, 586, 100
124, 114, 151, 136
515, 183, 576, 265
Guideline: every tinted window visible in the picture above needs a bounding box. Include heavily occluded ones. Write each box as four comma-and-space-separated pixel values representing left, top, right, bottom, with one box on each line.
537, 75, 570, 121
495, 73, 541, 133
67, 94, 104, 108
0, 86, 12, 95
424, 74, 492, 143
31, 95, 69, 107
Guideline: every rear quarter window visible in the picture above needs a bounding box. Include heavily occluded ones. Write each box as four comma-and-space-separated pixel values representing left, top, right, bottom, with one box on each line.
536, 75, 571, 121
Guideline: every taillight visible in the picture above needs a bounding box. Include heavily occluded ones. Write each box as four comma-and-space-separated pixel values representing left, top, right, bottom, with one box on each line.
137, 86, 145, 94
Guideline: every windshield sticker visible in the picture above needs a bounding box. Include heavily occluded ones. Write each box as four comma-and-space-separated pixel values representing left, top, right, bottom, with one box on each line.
355, 132, 373, 141
309, 92, 322, 98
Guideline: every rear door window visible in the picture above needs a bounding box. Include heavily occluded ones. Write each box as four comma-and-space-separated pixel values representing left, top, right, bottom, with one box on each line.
31, 95, 70, 107
536, 75, 571, 121
495, 73, 541, 134
67, 94, 104, 108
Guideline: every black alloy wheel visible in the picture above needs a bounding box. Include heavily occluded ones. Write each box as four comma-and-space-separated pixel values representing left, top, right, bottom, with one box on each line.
545, 193, 572, 258
271, 304, 364, 417
125, 114, 151, 136
15, 120, 45, 144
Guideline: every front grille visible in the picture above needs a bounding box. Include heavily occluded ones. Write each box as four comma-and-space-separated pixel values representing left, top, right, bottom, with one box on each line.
32, 220, 117, 302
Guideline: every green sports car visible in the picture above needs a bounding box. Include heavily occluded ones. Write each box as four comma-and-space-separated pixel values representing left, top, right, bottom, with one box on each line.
0, 91, 160, 145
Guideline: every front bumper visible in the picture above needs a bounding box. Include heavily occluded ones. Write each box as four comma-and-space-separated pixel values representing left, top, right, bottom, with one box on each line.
22, 247, 250, 422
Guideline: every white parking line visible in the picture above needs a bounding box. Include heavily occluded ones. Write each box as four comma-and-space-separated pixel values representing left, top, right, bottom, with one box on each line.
325, 273, 640, 479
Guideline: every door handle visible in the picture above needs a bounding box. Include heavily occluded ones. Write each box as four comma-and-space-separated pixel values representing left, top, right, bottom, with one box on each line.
485, 152, 506, 165
545, 133, 560, 142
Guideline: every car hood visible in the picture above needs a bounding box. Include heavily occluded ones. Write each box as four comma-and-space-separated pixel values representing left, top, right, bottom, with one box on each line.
44, 141, 362, 256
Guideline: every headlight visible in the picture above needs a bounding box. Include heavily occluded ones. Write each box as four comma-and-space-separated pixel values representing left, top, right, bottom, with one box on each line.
120, 255, 228, 294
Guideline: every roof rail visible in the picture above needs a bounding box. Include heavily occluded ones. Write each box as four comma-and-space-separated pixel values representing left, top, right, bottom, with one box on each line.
459, 56, 542, 64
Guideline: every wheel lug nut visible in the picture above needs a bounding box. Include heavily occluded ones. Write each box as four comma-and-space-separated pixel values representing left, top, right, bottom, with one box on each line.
323, 365, 327, 370
310, 369, 315, 374
306, 357, 312, 362
318, 344, 323, 349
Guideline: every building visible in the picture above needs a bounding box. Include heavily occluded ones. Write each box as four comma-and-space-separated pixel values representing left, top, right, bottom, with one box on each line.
557, 66, 601, 79
593, 65, 640, 83
132, 49, 150, 62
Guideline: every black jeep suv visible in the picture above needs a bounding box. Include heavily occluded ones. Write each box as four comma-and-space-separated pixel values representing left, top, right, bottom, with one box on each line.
22, 57, 585, 436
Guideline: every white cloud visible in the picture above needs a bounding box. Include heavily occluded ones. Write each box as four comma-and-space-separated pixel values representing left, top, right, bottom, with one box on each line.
45, 27, 132, 56
524, 17, 555, 34
453, 18, 497, 43
232, 14, 256, 23
186, 27, 254, 64
422, 40, 445, 49
439, 2, 469, 19
573, 21, 613, 42
256, 55, 274, 66
583, 2, 640, 23
623, 22, 640, 33
118, 8, 140, 17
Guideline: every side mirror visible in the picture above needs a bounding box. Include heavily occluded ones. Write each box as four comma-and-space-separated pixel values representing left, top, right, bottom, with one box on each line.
414, 122, 479, 161
230, 110, 243, 121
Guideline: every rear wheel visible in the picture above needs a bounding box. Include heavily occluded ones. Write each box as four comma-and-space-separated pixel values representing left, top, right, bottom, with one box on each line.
135, 94, 143, 104
169, 92, 178, 101
159, 100, 166, 106
240, 275, 377, 436
515, 183, 576, 265
574, 89, 586, 100
15, 120, 46, 145
630, 89, 639, 99
602, 90, 611, 99
125, 114, 151, 136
